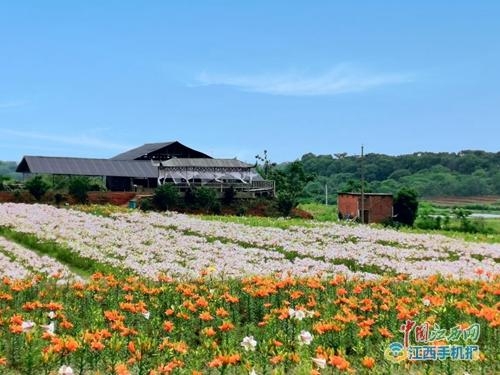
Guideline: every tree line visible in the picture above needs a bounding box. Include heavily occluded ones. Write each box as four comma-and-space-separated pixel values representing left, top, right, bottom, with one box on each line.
299, 150, 500, 202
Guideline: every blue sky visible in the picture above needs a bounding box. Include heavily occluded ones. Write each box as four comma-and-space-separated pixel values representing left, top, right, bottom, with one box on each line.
1, 1, 499, 163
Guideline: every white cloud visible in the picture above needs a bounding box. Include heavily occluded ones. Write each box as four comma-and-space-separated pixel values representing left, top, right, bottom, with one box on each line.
0, 100, 26, 109
194, 64, 413, 96
0, 129, 132, 152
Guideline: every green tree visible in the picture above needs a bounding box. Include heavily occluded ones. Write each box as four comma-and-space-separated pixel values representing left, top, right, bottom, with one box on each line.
393, 187, 419, 226
258, 155, 313, 216
193, 186, 218, 213
25, 175, 50, 201
68, 177, 92, 204
153, 183, 179, 211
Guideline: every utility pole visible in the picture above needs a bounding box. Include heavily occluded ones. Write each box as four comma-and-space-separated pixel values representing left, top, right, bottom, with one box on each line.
360, 145, 365, 224
325, 183, 328, 206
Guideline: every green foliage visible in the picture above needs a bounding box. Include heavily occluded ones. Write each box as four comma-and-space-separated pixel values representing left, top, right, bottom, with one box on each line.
0, 160, 19, 179
153, 183, 179, 211
139, 197, 154, 212
277, 191, 294, 217
68, 176, 93, 204
193, 186, 218, 213
298, 203, 338, 221
452, 208, 493, 234
300, 150, 500, 201
25, 175, 50, 201
394, 187, 419, 226
257, 152, 314, 216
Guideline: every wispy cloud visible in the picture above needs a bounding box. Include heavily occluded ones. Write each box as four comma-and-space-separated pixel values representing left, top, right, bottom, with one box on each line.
193, 64, 413, 96
0, 129, 132, 152
0, 100, 27, 109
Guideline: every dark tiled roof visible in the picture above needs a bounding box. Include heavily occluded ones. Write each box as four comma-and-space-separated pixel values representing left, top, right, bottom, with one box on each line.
110, 142, 175, 160
16, 156, 157, 178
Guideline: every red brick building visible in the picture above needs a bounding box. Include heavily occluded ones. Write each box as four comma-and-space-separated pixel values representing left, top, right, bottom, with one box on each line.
337, 192, 393, 224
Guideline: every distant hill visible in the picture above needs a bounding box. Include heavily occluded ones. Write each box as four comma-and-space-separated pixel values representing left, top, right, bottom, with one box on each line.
0, 161, 19, 179
299, 150, 500, 201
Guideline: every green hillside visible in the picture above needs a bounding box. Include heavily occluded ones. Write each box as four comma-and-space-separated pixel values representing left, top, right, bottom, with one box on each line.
0, 161, 18, 179
299, 150, 500, 202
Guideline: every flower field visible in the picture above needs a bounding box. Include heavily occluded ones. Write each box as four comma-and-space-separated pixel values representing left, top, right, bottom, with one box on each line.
0, 203, 498, 280
0, 203, 498, 374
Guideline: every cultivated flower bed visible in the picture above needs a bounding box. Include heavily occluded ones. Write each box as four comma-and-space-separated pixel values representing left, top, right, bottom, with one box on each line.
0, 203, 498, 374
0, 203, 498, 280
0, 237, 77, 281
0, 272, 497, 374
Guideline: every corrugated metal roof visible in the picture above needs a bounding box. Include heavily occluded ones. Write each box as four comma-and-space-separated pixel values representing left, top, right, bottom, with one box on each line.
16, 156, 157, 178
159, 158, 253, 169
110, 142, 175, 160
110, 141, 212, 160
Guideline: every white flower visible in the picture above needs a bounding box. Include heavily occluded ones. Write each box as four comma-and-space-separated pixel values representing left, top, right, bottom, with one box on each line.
422, 298, 431, 307
290, 308, 307, 321
288, 308, 306, 321
312, 357, 327, 369
305, 310, 315, 318
249, 369, 258, 375
240, 335, 257, 351
142, 310, 150, 320
21, 320, 35, 332
48, 311, 56, 319
42, 321, 56, 335
298, 330, 313, 345
58, 365, 74, 375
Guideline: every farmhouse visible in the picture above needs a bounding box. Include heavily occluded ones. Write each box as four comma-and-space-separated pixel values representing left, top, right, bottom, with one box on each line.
16, 141, 274, 196
337, 192, 393, 224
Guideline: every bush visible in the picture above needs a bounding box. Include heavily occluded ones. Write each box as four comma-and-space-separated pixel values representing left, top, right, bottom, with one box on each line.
68, 177, 93, 204
139, 197, 154, 212
393, 187, 419, 226
193, 186, 218, 213
277, 192, 295, 217
153, 184, 179, 211
25, 175, 50, 201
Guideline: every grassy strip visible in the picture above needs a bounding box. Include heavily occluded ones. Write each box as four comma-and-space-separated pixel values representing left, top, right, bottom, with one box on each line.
0, 226, 127, 278
398, 225, 500, 244
298, 203, 339, 221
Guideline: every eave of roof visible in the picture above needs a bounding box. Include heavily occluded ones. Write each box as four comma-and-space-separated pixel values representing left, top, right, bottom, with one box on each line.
158, 158, 253, 169
16, 156, 157, 178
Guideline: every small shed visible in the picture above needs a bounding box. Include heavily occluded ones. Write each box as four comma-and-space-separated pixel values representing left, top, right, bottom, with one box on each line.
337, 192, 393, 224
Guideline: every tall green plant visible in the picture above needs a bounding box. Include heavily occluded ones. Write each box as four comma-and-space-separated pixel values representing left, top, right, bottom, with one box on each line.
193, 186, 218, 213
256, 152, 314, 216
394, 187, 419, 226
153, 183, 179, 211
25, 175, 50, 201
68, 177, 92, 204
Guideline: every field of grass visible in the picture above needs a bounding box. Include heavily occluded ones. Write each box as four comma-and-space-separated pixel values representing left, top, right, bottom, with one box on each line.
297, 203, 338, 222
